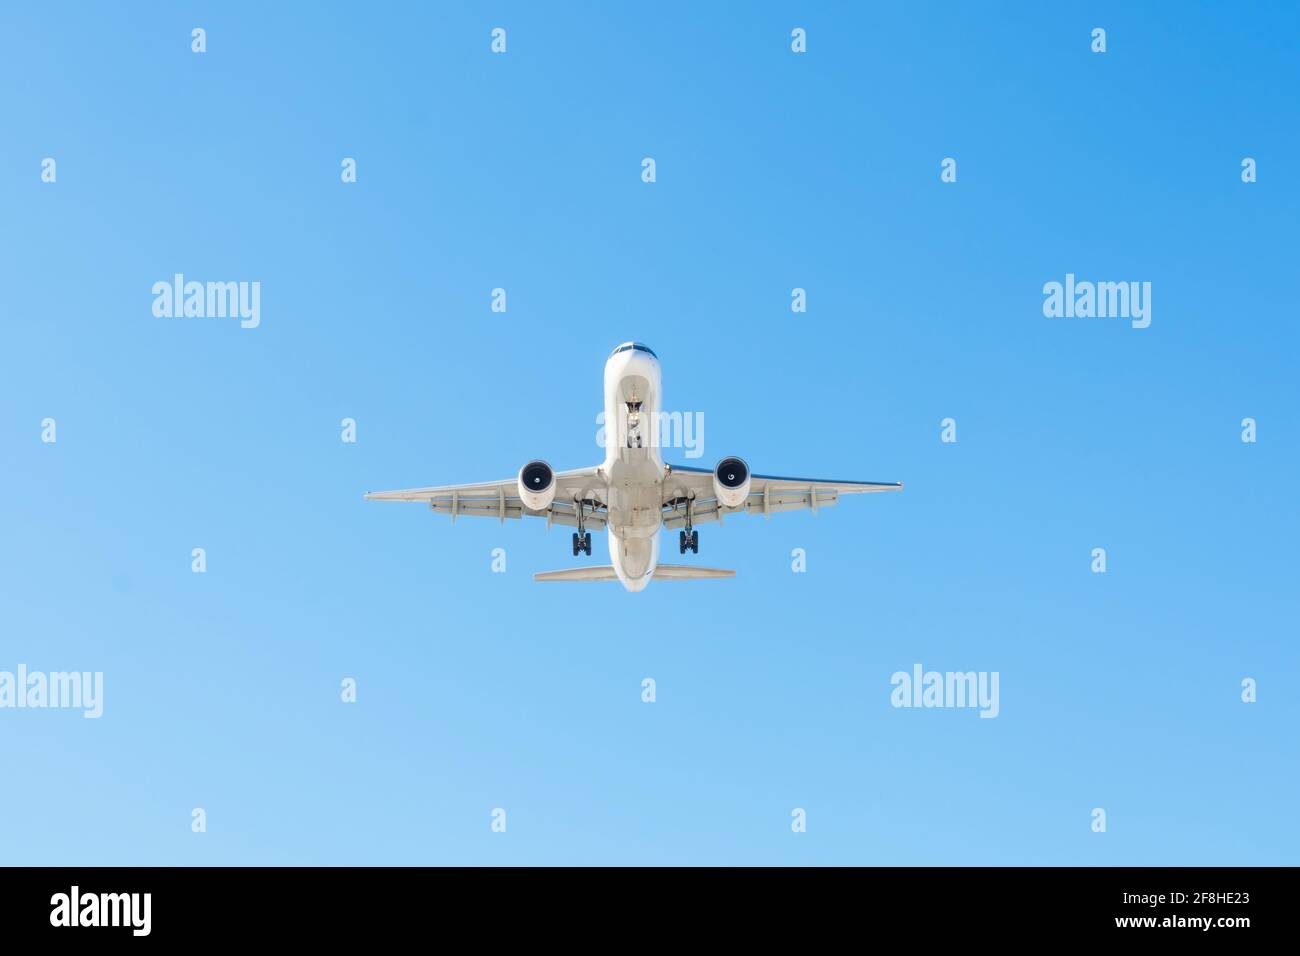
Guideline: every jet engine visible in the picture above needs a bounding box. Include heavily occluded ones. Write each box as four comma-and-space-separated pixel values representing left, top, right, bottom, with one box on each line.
712, 456, 751, 508
518, 459, 557, 511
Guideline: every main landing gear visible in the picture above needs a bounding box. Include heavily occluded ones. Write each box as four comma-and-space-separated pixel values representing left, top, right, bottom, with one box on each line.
572, 497, 593, 556
678, 495, 699, 554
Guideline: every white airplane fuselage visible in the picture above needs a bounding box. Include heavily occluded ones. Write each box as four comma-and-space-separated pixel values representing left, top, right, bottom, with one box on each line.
601, 345, 665, 591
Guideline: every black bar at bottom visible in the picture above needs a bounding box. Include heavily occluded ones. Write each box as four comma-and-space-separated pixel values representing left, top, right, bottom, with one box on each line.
0, 866, 1284, 942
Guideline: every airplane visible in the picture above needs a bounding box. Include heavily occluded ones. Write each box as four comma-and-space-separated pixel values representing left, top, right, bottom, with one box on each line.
364, 342, 903, 592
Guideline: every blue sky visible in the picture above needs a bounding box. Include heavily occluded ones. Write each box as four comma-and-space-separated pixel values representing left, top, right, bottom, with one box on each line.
1, 1, 1296, 865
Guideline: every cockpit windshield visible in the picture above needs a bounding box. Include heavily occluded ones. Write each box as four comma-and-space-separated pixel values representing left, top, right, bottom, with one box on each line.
608, 342, 657, 359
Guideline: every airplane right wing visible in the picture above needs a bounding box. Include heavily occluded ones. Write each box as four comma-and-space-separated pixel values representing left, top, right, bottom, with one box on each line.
661, 465, 902, 527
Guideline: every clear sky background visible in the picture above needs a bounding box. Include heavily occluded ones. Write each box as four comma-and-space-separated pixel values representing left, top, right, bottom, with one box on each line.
1, 2, 1296, 865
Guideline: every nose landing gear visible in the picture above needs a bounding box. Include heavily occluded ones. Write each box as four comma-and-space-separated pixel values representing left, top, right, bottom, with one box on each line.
626, 401, 644, 449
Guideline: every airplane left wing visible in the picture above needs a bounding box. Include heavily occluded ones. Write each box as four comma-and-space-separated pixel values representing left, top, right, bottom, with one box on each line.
364, 467, 607, 528
661, 464, 901, 527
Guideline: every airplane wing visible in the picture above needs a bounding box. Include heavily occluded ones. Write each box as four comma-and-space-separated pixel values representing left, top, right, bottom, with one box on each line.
660, 464, 901, 528
364, 466, 607, 528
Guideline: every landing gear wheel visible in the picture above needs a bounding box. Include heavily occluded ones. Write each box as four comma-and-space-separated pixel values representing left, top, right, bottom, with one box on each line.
678, 495, 699, 555
572, 500, 594, 556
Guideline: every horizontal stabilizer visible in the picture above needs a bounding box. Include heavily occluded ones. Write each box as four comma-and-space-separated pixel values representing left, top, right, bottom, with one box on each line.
652, 565, 735, 580
533, 565, 735, 582
534, 566, 620, 582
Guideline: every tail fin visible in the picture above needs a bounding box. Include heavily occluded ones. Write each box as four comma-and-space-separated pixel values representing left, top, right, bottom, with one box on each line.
533, 565, 735, 582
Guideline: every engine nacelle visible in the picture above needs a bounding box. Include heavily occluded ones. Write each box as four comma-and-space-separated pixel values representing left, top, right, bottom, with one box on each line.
712, 456, 751, 509
517, 460, 557, 511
